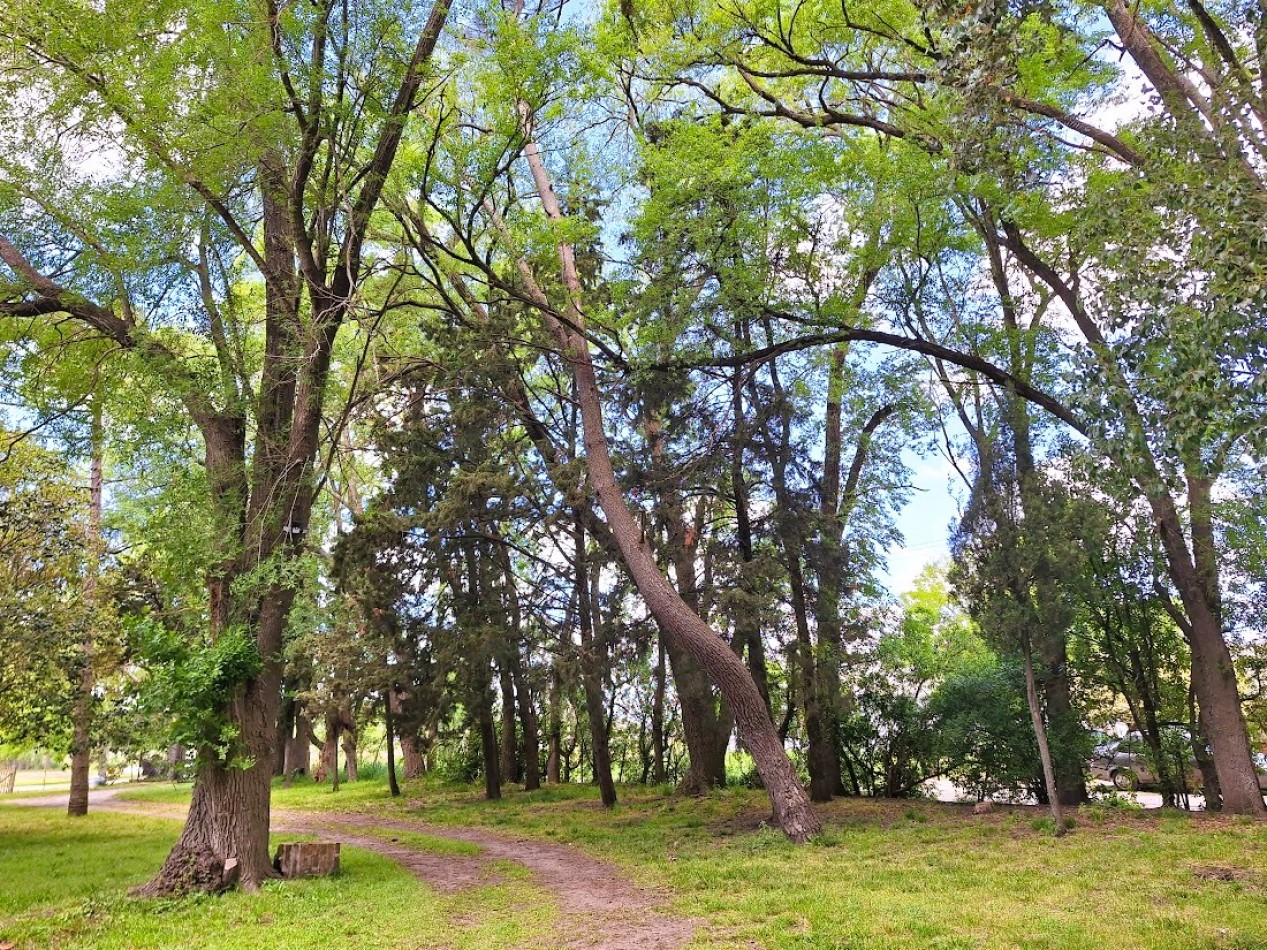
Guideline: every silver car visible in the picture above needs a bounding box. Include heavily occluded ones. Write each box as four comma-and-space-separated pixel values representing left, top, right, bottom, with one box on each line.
1091, 735, 1267, 792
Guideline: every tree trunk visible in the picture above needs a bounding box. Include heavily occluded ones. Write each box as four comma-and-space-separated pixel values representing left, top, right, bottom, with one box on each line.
512, 654, 541, 791
134, 655, 282, 895
513, 108, 820, 840
275, 696, 294, 779
285, 707, 312, 779
645, 415, 729, 792
1023, 635, 1065, 835
340, 719, 358, 783
69, 405, 104, 818
546, 668, 562, 784
477, 683, 502, 801
499, 663, 520, 784
652, 635, 667, 785
384, 697, 401, 797
575, 513, 618, 806
400, 732, 425, 780
765, 353, 837, 802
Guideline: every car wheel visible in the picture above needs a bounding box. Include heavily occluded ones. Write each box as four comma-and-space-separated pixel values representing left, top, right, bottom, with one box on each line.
1111, 768, 1139, 792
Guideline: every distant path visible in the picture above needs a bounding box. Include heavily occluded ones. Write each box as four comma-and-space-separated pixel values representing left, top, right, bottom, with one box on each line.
3, 789, 696, 950
0, 787, 126, 809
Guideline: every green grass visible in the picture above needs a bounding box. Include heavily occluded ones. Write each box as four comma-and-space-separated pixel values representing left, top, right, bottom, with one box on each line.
422, 783, 1267, 949
357, 826, 483, 857
10, 779, 1267, 948
0, 805, 553, 949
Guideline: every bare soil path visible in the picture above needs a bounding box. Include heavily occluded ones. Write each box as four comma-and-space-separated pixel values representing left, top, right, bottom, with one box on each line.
3, 788, 697, 950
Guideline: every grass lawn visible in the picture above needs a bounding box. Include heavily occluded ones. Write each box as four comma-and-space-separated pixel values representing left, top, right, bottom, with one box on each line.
5, 778, 1267, 948
0, 804, 553, 949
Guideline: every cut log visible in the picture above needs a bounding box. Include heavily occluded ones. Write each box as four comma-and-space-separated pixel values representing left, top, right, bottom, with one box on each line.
273, 842, 340, 878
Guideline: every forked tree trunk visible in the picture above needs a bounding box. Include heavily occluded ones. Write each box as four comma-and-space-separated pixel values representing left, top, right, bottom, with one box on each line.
515, 121, 821, 840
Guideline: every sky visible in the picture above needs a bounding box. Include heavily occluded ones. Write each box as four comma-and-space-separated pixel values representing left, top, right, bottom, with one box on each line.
880, 449, 964, 596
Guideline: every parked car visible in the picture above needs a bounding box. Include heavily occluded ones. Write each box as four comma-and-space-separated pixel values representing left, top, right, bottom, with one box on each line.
1091, 729, 1267, 794
1089, 733, 1202, 792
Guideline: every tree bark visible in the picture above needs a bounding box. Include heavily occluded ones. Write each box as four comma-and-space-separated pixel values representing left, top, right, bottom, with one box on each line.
69, 405, 104, 818
575, 514, 618, 806
384, 697, 401, 797
514, 118, 821, 840
546, 667, 562, 784
652, 635, 667, 784
1023, 634, 1065, 835
400, 732, 425, 780
499, 663, 520, 784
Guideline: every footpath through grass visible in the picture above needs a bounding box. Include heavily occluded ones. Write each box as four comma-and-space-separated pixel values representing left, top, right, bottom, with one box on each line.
6, 777, 1267, 948
0, 802, 552, 949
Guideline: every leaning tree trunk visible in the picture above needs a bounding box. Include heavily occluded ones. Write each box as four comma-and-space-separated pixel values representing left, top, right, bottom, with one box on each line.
513, 114, 821, 841
1022, 633, 1065, 835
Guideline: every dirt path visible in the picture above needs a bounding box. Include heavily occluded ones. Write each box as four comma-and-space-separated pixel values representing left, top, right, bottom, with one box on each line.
3, 790, 697, 950
281, 811, 697, 949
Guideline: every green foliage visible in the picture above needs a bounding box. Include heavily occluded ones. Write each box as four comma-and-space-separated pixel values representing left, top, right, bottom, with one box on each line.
135, 621, 262, 762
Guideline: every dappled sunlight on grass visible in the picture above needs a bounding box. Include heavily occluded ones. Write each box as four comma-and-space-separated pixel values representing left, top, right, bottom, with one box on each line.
27, 778, 1267, 948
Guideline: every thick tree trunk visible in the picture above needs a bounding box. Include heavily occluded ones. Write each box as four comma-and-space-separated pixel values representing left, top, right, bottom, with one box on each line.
400, 732, 425, 780
1040, 643, 1087, 807
135, 653, 282, 895
1153, 479, 1263, 814
285, 707, 312, 779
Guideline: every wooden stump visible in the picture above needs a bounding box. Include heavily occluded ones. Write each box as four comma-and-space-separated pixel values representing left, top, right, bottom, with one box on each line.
273, 842, 340, 878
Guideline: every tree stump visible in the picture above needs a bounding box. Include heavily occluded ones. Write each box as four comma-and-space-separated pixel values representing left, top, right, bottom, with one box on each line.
273, 842, 340, 878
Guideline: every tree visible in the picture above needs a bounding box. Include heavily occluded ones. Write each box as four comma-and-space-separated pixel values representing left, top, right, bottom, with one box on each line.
0, 0, 454, 891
